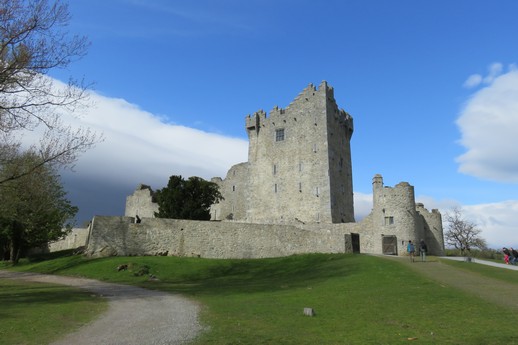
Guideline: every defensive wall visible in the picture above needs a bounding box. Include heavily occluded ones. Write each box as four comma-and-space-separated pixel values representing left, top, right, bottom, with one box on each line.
86, 216, 355, 259
50, 176, 443, 258
48, 227, 90, 252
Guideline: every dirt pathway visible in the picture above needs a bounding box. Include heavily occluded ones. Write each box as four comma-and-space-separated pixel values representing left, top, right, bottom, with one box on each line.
0, 270, 203, 345
381, 256, 518, 311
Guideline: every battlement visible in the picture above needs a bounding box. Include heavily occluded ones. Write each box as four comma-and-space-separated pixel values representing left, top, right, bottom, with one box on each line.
245, 81, 347, 140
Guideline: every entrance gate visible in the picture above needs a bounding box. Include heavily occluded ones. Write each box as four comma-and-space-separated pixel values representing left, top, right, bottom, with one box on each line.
382, 235, 398, 255
351, 233, 360, 253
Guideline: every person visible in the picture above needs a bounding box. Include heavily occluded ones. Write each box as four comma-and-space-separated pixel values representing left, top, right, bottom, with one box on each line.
407, 240, 415, 262
419, 239, 427, 262
502, 247, 511, 264
510, 248, 518, 265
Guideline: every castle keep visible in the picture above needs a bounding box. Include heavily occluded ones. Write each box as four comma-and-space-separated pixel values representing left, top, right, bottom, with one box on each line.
63, 81, 445, 258
210, 81, 354, 224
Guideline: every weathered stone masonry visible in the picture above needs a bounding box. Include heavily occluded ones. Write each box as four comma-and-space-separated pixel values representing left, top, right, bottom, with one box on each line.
86, 216, 354, 259
60, 81, 444, 259
211, 81, 354, 224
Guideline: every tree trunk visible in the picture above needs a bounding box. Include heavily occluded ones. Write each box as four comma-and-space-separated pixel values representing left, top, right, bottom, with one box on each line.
8, 224, 22, 264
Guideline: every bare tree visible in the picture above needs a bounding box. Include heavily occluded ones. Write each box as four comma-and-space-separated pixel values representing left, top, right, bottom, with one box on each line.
445, 207, 487, 256
0, 0, 101, 184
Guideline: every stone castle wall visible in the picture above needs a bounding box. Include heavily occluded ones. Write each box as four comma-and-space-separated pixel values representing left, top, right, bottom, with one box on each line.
416, 203, 445, 255
212, 81, 354, 224
48, 227, 90, 252
57, 175, 443, 258
125, 184, 159, 218
86, 216, 354, 259
210, 162, 249, 221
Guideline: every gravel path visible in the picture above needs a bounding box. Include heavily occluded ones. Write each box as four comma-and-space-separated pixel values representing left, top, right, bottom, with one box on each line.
0, 270, 203, 345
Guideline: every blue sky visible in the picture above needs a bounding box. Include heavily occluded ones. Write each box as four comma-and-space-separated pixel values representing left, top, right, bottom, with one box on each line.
46, 0, 518, 248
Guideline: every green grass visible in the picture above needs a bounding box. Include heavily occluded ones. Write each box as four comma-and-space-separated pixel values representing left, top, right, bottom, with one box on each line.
3, 253, 518, 344
441, 258, 518, 284
0, 278, 107, 345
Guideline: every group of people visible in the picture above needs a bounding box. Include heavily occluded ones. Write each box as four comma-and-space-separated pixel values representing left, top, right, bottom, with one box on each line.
407, 239, 427, 262
502, 247, 518, 265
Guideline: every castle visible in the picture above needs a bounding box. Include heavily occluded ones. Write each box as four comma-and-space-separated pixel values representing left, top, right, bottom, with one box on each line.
112, 81, 444, 258
48, 82, 442, 258
210, 81, 354, 224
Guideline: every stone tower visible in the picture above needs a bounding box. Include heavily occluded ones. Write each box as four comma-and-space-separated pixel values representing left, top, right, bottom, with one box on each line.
365, 174, 445, 255
212, 81, 355, 224
125, 184, 159, 218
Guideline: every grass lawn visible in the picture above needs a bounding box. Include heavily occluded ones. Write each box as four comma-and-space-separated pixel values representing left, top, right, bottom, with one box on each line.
441, 258, 518, 284
0, 278, 107, 345
3, 253, 518, 344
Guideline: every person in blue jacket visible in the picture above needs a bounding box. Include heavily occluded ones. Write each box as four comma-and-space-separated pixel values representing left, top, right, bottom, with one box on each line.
407, 240, 415, 262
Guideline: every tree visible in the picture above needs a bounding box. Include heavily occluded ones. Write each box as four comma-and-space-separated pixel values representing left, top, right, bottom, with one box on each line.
0, 0, 101, 184
0, 149, 77, 263
444, 207, 487, 256
154, 175, 223, 220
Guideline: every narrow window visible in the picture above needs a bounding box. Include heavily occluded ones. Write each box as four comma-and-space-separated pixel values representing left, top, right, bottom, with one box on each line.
275, 128, 285, 142
232, 185, 235, 192
299, 182, 302, 192
384, 216, 394, 225
274, 183, 278, 193
273, 164, 277, 175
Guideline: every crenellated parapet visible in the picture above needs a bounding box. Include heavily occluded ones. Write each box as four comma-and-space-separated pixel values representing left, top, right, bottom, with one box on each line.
416, 203, 445, 255
245, 81, 347, 136
245, 109, 266, 136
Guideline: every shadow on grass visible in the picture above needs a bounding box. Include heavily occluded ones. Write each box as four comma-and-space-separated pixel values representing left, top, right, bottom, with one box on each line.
151, 253, 364, 295
5, 252, 368, 296
0, 280, 102, 309
27, 248, 78, 262
6, 252, 97, 274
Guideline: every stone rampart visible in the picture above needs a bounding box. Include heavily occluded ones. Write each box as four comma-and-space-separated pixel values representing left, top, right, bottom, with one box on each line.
48, 227, 90, 252
86, 216, 354, 259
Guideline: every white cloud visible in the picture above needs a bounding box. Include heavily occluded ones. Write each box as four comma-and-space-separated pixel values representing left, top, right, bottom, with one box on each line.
416, 195, 460, 211
463, 74, 482, 88
483, 62, 503, 84
459, 201, 518, 249
417, 196, 518, 249
462, 63, 505, 88
456, 66, 518, 182
353, 192, 372, 221
64, 89, 249, 189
